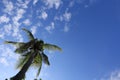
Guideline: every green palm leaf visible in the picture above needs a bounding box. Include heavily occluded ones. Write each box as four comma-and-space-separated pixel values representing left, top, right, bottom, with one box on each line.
41, 52, 50, 65
32, 53, 42, 77
15, 40, 35, 54
36, 65, 42, 77
4, 41, 25, 48
36, 54, 42, 77
22, 28, 34, 40
43, 43, 62, 51
16, 52, 31, 69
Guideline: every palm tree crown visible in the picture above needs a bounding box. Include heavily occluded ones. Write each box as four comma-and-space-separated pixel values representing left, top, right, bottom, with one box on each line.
5, 28, 62, 80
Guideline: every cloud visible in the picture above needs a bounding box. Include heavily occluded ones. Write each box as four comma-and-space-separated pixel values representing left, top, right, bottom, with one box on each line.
31, 26, 37, 35
16, 0, 30, 9
0, 45, 22, 71
0, 45, 18, 66
42, 0, 62, 9
2, 0, 14, 15
0, 45, 16, 59
0, 15, 10, 23
0, 33, 4, 38
54, 9, 72, 22
39, 11, 48, 20
12, 8, 26, 41
33, 0, 39, 5
3, 24, 12, 35
54, 9, 71, 33
69, 0, 75, 7
23, 19, 31, 26
63, 24, 69, 32
0, 57, 9, 66
45, 22, 55, 33
63, 10, 72, 22
101, 70, 120, 80
0, 0, 29, 41
12, 8, 25, 27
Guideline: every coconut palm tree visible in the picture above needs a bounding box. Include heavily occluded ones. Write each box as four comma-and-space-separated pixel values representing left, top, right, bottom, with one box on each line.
4, 28, 62, 80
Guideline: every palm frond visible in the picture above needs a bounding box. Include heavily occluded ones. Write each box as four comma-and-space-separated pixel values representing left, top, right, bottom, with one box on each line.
16, 52, 31, 69
32, 53, 42, 67
22, 28, 34, 40
4, 41, 25, 48
43, 43, 62, 51
32, 53, 42, 77
41, 52, 50, 65
15, 40, 35, 53
36, 53, 42, 77
36, 65, 42, 77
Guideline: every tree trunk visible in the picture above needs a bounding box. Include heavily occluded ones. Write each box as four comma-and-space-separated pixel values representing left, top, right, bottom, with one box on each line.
10, 51, 37, 80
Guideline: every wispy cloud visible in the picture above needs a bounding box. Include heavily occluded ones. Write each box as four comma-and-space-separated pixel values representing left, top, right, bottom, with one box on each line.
0, 44, 19, 66
42, 0, 62, 9
69, 0, 75, 7
0, 57, 9, 66
54, 8, 72, 32
54, 9, 72, 22
31, 26, 37, 35
16, 0, 30, 9
39, 11, 48, 20
0, 32, 4, 38
3, 24, 12, 35
63, 10, 72, 22
63, 23, 69, 32
0, 15, 10, 23
12, 8, 26, 22
45, 22, 55, 33
100, 70, 120, 80
0, 45, 16, 59
33, 0, 39, 5
2, 0, 14, 15
12, 8, 26, 41
23, 19, 31, 26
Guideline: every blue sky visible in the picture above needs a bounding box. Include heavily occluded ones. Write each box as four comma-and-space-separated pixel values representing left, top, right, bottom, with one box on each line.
0, 0, 120, 80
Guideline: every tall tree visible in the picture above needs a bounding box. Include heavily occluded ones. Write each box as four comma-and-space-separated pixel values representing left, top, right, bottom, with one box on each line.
5, 28, 62, 80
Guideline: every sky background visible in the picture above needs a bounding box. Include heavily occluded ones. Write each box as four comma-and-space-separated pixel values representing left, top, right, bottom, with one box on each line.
0, 0, 120, 80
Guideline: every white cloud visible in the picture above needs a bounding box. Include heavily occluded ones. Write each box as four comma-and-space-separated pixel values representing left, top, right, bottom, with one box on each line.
33, 0, 39, 5
54, 9, 71, 33
31, 26, 37, 35
16, 0, 30, 8
12, 8, 25, 41
39, 11, 48, 20
12, 8, 25, 23
54, 9, 72, 22
23, 19, 31, 26
0, 28, 5, 39
3, 0, 14, 15
69, 0, 75, 7
4, 24, 12, 35
0, 44, 20, 67
17, 8, 26, 18
0, 33, 4, 39
0, 57, 9, 66
101, 70, 120, 80
63, 10, 72, 22
45, 22, 55, 33
42, 0, 62, 9
63, 24, 69, 32
0, 15, 10, 23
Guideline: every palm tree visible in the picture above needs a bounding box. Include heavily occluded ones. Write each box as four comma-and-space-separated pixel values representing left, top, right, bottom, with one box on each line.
5, 28, 62, 80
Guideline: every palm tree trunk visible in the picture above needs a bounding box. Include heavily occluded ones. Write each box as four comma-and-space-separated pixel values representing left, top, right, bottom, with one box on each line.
10, 51, 37, 80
